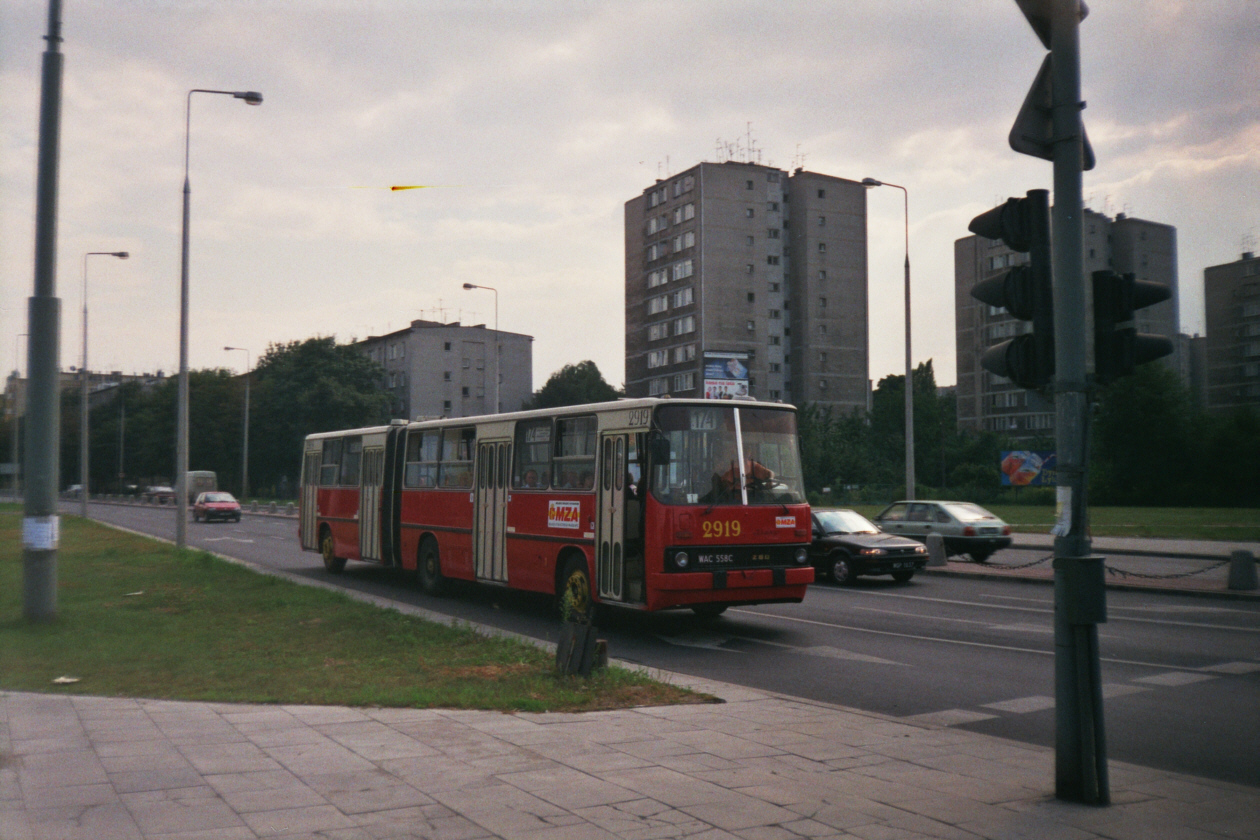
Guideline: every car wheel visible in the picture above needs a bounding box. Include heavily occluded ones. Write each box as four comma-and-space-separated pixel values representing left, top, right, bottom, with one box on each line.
558, 556, 593, 623
830, 553, 856, 585
320, 530, 346, 574
417, 539, 446, 596
691, 604, 727, 619
891, 571, 915, 583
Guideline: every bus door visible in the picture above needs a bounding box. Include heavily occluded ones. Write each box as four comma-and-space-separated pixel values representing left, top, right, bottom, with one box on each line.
300, 449, 321, 550
474, 440, 510, 583
597, 433, 641, 602
359, 447, 385, 562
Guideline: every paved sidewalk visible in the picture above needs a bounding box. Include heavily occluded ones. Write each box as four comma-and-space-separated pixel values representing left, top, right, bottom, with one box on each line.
3, 678, 1257, 840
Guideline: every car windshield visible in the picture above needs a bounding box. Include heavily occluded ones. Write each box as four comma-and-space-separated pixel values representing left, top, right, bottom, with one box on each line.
649, 404, 806, 506
815, 510, 879, 535
203, 493, 235, 503
941, 502, 999, 522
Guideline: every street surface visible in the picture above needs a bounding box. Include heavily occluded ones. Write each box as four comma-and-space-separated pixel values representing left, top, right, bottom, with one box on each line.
79, 502, 1260, 789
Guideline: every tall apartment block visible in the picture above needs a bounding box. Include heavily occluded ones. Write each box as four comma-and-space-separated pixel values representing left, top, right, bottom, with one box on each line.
624, 161, 868, 412
1204, 251, 1260, 411
955, 210, 1179, 439
355, 320, 533, 419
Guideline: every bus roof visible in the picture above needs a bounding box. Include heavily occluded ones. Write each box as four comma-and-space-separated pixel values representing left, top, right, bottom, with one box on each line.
301, 397, 798, 442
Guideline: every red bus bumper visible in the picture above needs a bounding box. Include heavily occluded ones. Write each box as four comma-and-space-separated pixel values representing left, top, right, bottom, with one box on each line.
646, 566, 813, 610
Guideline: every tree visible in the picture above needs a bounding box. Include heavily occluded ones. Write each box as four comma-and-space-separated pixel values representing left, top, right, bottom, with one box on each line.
524, 361, 621, 410
249, 337, 390, 496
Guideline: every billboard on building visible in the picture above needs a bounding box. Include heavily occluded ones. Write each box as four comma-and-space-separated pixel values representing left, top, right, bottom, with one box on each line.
1000, 450, 1057, 486
703, 352, 750, 399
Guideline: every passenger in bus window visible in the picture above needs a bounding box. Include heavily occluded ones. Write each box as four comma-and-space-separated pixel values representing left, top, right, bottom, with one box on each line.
579, 471, 594, 490
522, 469, 540, 488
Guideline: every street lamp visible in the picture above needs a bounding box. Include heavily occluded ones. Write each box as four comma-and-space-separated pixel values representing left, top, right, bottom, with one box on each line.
176, 88, 262, 549
80, 250, 128, 518
461, 283, 499, 413
223, 346, 250, 499
12, 333, 26, 499
862, 177, 915, 500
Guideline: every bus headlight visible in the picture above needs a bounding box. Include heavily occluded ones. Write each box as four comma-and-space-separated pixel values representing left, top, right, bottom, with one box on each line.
674, 551, 690, 569
794, 548, 808, 564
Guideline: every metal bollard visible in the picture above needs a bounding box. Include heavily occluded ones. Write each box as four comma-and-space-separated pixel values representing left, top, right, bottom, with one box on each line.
1227, 550, 1258, 591
926, 533, 948, 567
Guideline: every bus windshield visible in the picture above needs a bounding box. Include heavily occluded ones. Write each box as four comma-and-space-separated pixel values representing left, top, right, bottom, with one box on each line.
650, 404, 806, 506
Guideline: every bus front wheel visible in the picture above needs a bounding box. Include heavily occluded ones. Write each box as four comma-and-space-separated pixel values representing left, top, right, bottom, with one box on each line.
559, 557, 593, 623
321, 530, 346, 574
418, 540, 446, 597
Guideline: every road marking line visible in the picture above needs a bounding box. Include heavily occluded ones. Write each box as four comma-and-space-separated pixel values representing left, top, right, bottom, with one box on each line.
1201, 661, 1260, 674
1133, 671, 1219, 687
905, 709, 998, 727
1102, 684, 1150, 699
987, 623, 1052, 633
982, 695, 1055, 714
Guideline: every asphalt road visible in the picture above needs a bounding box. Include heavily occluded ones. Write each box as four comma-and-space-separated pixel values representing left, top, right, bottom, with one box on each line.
81, 502, 1260, 789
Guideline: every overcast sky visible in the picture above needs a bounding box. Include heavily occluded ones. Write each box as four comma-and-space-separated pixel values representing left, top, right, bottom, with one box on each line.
2, 0, 1257, 395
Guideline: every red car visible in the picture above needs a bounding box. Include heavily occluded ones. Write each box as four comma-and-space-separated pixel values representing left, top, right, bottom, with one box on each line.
193, 491, 242, 523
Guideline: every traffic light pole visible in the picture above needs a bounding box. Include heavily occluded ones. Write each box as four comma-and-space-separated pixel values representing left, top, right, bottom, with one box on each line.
1047, 0, 1108, 804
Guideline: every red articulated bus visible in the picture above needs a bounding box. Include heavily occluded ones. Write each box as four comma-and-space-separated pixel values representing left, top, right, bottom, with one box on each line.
298, 398, 813, 617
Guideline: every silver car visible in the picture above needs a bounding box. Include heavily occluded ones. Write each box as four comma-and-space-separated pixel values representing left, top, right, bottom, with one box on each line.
873, 500, 1012, 563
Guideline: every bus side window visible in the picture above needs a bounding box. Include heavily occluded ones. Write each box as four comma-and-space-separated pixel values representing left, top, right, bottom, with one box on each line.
319, 438, 342, 485
553, 415, 596, 490
404, 430, 439, 487
513, 419, 551, 488
340, 436, 363, 486
440, 428, 475, 488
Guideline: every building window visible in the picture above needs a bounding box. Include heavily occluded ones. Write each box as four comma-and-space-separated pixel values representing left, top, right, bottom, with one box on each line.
818, 215, 826, 226
648, 322, 668, 341
768, 363, 781, 373
767, 201, 779, 211
746, 208, 755, 218
769, 389, 781, 400
818, 270, 827, 281
647, 294, 669, 315
819, 296, 827, 308
443, 342, 451, 352
747, 292, 755, 303
674, 315, 695, 335
746, 235, 755, 246
683, 202, 694, 220
767, 172, 779, 183
683, 176, 694, 192
767, 255, 780, 265
746, 263, 754, 274
747, 320, 755, 332
648, 269, 667, 288
443, 400, 452, 412
647, 243, 666, 261
818, 242, 827, 253
817, 188, 826, 199
461, 387, 470, 397
746, 179, 754, 190
769, 309, 781, 319
672, 259, 694, 281
672, 287, 693, 307
673, 372, 695, 391
818, 324, 827, 335
674, 344, 696, 363
647, 350, 669, 368
767, 228, 780, 239
648, 377, 668, 396
769, 335, 781, 345
443, 371, 451, 381
769, 281, 780, 292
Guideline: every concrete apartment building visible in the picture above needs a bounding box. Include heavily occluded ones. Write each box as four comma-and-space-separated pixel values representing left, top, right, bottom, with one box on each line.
625, 161, 869, 412
355, 320, 533, 419
955, 209, 1180, 439
1204, 251, 1260, 411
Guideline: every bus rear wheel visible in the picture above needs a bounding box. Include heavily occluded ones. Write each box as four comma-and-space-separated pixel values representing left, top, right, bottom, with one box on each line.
559, 557, 593, 623
321, 530, 346, 574
418, 540, 445, 596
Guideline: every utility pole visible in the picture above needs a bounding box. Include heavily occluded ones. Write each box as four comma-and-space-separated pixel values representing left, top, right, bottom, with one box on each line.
23, 0, 65, 621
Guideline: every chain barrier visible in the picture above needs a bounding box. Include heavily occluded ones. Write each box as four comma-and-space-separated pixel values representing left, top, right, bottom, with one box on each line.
963, 553, 1230, 580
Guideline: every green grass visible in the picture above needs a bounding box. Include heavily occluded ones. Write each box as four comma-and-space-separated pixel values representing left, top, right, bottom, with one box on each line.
848, 504, 1260, 542
0, 511, 710, 711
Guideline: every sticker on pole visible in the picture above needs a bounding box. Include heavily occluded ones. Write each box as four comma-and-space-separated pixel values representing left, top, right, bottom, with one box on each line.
23, 516, 60, 550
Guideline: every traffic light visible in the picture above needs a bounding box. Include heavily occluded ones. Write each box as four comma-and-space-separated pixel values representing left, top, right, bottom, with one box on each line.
968, 189, 1054, 390
1091, 270, 1173, 384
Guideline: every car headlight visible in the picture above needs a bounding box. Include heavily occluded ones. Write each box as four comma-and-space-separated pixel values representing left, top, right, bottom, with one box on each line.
859, 548, 886, 556
674, 551, 689, 569
794, 548, 808, 564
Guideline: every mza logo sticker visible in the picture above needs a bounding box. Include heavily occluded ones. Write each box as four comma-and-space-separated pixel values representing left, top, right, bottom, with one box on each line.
548, 500, 581, 530
776, 516, 796, 529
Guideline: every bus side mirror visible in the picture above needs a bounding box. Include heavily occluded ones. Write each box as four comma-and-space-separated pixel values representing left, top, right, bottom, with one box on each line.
650, 437, 671, 466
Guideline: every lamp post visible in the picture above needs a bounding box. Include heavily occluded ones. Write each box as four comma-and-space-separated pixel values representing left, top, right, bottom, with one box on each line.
12, 333, 26, 499
461, 283, 499, 413
176, 88, 262, 549
80, 250, 127, 518
223, 346, 250, 499
862, 177, 915, 500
